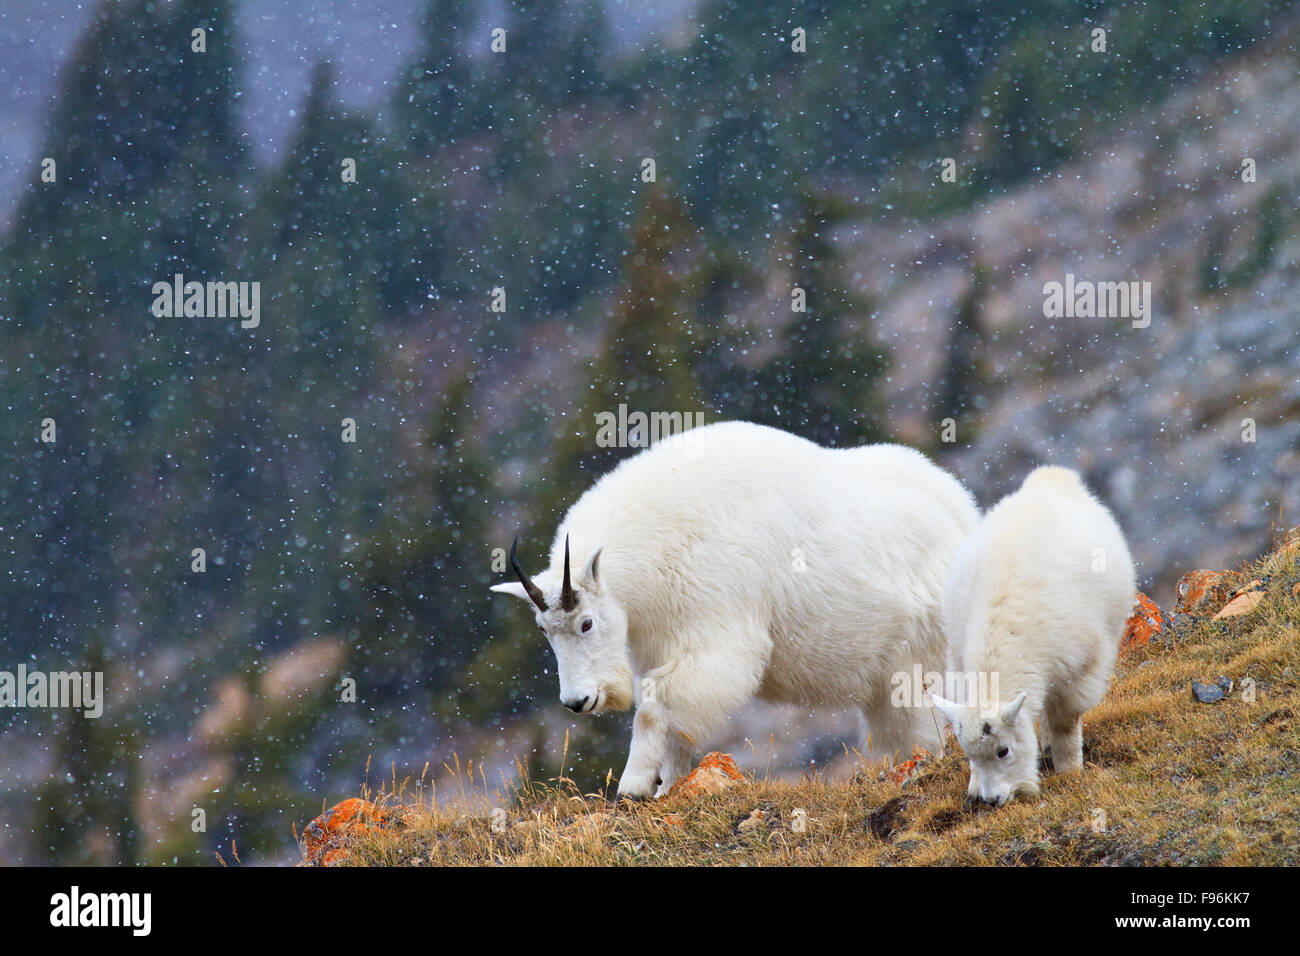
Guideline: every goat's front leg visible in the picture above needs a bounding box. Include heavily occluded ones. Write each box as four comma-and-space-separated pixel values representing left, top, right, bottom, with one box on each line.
618, 703, 670, 800
618, 693, 695, 799
617, 631, 769, 799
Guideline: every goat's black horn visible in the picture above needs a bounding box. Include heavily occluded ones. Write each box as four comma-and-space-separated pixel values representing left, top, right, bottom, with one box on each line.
510, 537, 547, 611
561, 535, 576, 612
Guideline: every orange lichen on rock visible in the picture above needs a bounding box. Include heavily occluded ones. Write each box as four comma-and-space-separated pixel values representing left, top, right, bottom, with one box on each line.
1173, 570, 1234, 617
888, 746, 932, 786
666, 752, 745, 800
1120, 592, 1165, 655
300, 798, 400, 866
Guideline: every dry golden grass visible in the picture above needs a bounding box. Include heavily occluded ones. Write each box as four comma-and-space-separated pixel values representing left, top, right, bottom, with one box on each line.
334, 536, 1300, 867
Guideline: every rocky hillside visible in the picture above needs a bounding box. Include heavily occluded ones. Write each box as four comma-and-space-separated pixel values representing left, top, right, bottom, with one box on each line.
840, 22, 1300, 600
296, 528, 1300, 866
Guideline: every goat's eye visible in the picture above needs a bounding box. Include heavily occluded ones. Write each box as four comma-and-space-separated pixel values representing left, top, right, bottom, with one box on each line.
581, 619, 593, 633
996, 747, 1009, 759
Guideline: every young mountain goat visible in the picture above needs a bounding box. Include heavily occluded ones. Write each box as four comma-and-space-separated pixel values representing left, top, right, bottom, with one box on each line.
490, 420, 979, 798
934, 466, 1136, 806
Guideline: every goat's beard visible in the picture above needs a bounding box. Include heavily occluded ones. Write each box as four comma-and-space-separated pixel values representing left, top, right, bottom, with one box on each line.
603, 681, 634, 712
602, 671, 635, 712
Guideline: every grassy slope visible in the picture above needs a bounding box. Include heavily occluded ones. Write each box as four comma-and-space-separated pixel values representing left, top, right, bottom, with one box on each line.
338, 532, 1299, 866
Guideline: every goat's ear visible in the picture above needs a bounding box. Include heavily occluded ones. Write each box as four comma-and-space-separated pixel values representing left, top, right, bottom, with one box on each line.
931, 694, 960, 730
490, 582, 532, 602
580, 546, 604, 591
999, 691, 1028, 726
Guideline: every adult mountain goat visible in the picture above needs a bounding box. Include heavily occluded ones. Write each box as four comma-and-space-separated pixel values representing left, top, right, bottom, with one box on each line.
491, 421, 979, 798
934, 466, 1136, 806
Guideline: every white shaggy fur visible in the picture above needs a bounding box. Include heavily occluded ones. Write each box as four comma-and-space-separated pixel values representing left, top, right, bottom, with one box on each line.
934, 466, 1136, 806
491, 420, 978, 798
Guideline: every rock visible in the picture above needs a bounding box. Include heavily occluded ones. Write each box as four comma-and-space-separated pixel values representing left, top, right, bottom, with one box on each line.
1120, 592, 1165, 655
194, 677, 253, 743
136, 757, 234, 845
1191, 680, 1229, 704
666, 752, 745, 799
889, 746, 932, 786
736, 808, 766, 832
1213, 580, 1266, 620
261, 638, 346, 706
864, 796, 909, 841
1261, 707, 1293, 730
1214, 592, 1264, 619
1174, 570, 1234, 617
300, 798, 400, 866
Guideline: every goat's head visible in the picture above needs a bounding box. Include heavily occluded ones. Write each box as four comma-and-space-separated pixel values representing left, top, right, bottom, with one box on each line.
932, 691, 1039, 806
490, 536, 633, 715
